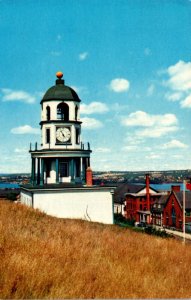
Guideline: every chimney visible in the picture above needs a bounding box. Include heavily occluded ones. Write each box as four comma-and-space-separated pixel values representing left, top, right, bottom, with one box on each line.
171, 185, 181, 192
146, 174, 150, 210
86, 167, 93, 186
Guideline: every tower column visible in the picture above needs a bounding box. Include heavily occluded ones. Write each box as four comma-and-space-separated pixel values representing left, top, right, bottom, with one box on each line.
87, 157, 90, 167
40, 159, 44, 186
80, 157, 83, 181
37, 158, 41, 185
56, 158, 59, 183
31, 157, 36, 185
73, 160, 76, 178
70, 159, 75, 181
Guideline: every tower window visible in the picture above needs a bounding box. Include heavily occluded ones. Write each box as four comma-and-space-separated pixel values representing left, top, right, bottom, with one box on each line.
46, 128, 50, 144
57, 103, 69, 120
75, 105, 78, 120
59, 162, 68, 177
46, 106, 50, 120
76, 128, 80, 144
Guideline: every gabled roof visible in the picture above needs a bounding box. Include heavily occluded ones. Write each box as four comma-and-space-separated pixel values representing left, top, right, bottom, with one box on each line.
135, 186, 159, 196
154, 194, 169, 205
173, 191, 191, 210
125, 185, 160, 198
151, 194, 169, 213
114, 183, 160, 203
157, 194, 169, 204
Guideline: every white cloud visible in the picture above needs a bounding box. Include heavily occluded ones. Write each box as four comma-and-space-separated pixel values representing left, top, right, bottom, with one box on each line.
37, 91, 44, 98
180, 94, 191, 108
121, 111, 178, 127
147, 84, 155, 96
81, 117, 103, 129
11, 125, 40, 135
160, 114, 178, 126
122, 143, 152, 152
124, 135, 143, 145
94, 147, 111, 153
111, 102, 129, 112
172, 154, 183, 159
79, 52, 88, 61
164, 61, 191, 110
14, 148, 28, 153
81, 102, 109, 115
144, 48, 152, 56
165, 92, 183, 102
109, 78, 130, 93
122, 145, 138, 152
122, 111, 153, 127
121, 111, 178, 139
137, 125, 178, 138
1, 88, 36, 104
146, 154, 160, 159
166, 60, 191, 92
162, 139, 188, 149
71, 86, 89, 96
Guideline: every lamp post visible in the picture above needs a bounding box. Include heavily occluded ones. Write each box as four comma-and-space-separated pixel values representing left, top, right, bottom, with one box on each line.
184, 179, 191, 243
183, 180, 186, 244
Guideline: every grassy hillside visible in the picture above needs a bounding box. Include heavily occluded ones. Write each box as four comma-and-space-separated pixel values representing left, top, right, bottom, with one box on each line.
0, 201, 191, 299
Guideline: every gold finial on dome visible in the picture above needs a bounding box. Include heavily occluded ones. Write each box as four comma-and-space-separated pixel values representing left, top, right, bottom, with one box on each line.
56, 71, 63, 79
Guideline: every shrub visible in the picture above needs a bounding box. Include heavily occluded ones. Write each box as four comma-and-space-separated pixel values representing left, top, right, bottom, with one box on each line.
144, 225, 172, 238
114, 213, 135, 226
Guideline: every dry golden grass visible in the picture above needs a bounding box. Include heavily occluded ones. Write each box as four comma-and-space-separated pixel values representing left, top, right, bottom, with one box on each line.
0, 200, 191, 299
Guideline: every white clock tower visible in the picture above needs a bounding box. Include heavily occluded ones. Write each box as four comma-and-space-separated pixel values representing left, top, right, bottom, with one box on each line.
30, 71, 91, 185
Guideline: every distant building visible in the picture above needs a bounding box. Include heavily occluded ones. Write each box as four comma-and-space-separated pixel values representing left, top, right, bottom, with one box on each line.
152, 185, 191, 230
20, 72, 115, 224
123, 174, 163, 224
115, 178, 191, 231
114, 182, 144, 215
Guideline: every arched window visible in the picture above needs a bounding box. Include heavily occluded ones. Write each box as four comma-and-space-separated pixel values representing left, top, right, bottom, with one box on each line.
46, 106, 50, 120
171, 207, 176, 227
57, 103, 69, 120
75, 105, 78, 120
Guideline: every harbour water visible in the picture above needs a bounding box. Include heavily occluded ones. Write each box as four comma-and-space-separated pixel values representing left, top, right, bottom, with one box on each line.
0, 182, 186, 191
0, 183, 20, 189
150, 183, 185, 191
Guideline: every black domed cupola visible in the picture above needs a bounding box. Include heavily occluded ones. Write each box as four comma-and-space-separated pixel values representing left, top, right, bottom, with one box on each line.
41, 72, 81, 103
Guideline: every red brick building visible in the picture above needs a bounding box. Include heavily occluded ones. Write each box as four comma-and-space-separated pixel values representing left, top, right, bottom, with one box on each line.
114, 182, 144, 215
152, 186, 191, 230
124, 175, 163, 224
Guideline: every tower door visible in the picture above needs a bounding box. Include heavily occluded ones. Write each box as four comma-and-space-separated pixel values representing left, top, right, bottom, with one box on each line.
59, 161, 69, 178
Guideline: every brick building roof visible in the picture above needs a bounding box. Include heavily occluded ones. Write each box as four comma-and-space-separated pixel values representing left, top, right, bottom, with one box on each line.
173, 191, 191, 210
114, 183, 144, 203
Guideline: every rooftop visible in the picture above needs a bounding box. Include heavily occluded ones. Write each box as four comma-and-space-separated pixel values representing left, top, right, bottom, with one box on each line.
41, 72, 81, 103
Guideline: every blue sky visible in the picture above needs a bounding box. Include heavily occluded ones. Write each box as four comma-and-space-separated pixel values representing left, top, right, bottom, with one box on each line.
0, 0, 191, 173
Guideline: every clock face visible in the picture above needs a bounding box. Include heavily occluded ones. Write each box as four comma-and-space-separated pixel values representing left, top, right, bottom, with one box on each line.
56, 127, 71, 142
